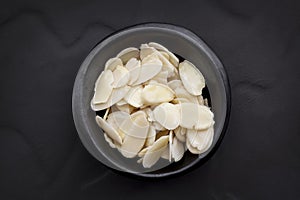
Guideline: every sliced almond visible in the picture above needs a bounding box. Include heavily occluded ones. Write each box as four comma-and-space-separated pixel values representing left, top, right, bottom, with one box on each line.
145, 125, 156, 147
140, 45, 156, 60
141, 83, 175, 105
125, 58, 139, 70
152, 70, 168, 85
112, 65, 129, 88
142, 135, 169, 168
115, 103, 135, 114
174, 127, 186, 142
140, 107, 154, 122
154, 51, 176, 78
179, 103, 214, 130
148, 42, 179, 67
161, 146, 170, 160
187, 127, 214, 152
119, 135, 147, 158
119, 111, 149, 139
133, 55, 162, 85
186, 138, 201, 154
167, 80, 183, 90
104, 133, 116, 148
93, 70, 114, 104
172, 97, 190, 104
159, 51, 169, 60
95, 116, 122, 145
104, 57, 123, 71
169, 130, 173, 162
117, 47, 139, 64
138, 146, 150, 157
204, 98, 209, 107
107, 111, 129, 130
171, 137, 185, 162
91, 86, 130, 111
126, 59, 141, 85
124, 85, 143, 108
103, 107, 110, 120
153, 121, 166, 131
179, 60, 205, 96
116, 99, 127, 106
153, 103, 180, 130
173, 86, 199, 104
197, 95, 204, 105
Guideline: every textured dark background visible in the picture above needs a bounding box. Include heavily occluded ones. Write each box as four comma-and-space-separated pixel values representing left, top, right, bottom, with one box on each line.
1, 0, 300, 199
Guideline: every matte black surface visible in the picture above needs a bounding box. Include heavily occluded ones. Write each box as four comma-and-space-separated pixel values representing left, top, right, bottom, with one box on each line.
0, 0, 300, 199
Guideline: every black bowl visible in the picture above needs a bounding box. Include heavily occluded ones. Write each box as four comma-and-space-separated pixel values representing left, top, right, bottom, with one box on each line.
72, 23, 231, 178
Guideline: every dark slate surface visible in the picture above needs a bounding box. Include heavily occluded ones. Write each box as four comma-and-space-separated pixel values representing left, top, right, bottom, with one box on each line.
0, 0, 299, 199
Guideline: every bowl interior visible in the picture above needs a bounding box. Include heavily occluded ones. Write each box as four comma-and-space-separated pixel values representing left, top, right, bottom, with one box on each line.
72, 23, 229, 177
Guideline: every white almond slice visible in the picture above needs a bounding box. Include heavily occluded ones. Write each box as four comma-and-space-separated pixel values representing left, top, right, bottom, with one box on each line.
159, 51, 169, 60
93, 70, 114, 104
169, 130, 173, 162
174, 87, 199, 104
174, 127, 186, 142
141, 53, 160, 65
115, 104, 135, 114
104, 133, 116, 148
137, 157, 143, 164
107, 111, 129, 133
116, 99, 127, 106
200, 127, 214, 153
152, 70, 168, 85
125, 58, 141, 85
112, 65, 129, 88
161, 146, 170, 160
154, 51, 176, 78
124, 85, 143, 108
119, 110, 149, 139
171, 137, 185, 162
167, 80, 183, 91
148, 42, 179, 67
141, 83, 175, 105
140, 43, 149, 48
186, 127, 214, 154
104, 57, 123, 71
142, 135, 169, 168
138, 146, 150, 157
119, 135, 146, 158
180, 103, 214, 130
128, 66, 141, 85
186, 138, 201, 154
91, 86, 130, 111
153, 121, 166, 131
195, 127, 214, 152
153, 103, 180, 130
179, 60, 205, 96
197, 95, 204, 105
172, 97, 190, 104
103, 108, 110, 120
180, 127, 187, 135
133, 58, 162, 85
95, 116, 122, 145
140, 45, 156, 60
204, 98, 209, 107
117, 47, 139, 64
140, 107, 154, 122
145, 125, 156, 147
125, 58, 139, 70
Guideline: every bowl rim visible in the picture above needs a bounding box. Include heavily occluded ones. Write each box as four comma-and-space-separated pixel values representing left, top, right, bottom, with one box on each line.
72, 22, 231, 178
